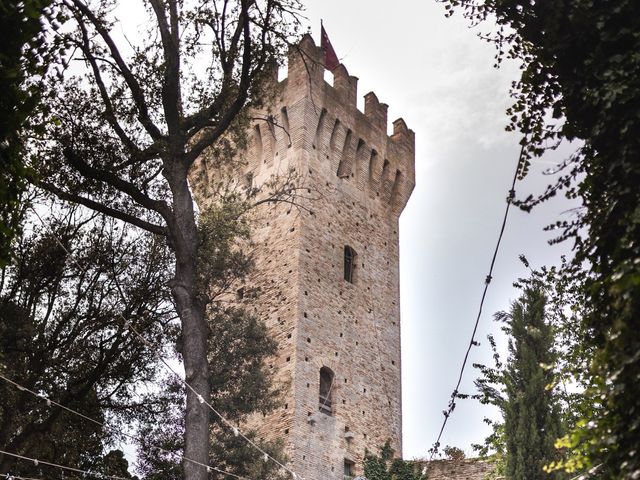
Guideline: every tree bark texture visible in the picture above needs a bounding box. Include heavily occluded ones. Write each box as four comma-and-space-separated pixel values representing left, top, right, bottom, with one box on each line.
166, 165, 210, 480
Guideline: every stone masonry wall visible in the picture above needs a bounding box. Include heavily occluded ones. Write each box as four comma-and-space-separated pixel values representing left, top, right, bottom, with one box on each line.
192, 34, 415, 480
421, 459, 495, 480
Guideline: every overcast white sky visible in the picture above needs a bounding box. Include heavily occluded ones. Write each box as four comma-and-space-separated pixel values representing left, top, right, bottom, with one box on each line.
302, 0, 578, 459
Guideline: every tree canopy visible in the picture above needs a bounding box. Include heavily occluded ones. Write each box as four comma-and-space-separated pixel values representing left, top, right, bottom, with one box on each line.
0, 207, 171, 478
2, 0, 303, 478
0, 0, 58, 265
0, 200, 287, 479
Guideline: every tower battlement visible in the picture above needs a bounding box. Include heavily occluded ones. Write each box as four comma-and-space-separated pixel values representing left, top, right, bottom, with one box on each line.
285, 34, 414, 142
245, 33, 417, 217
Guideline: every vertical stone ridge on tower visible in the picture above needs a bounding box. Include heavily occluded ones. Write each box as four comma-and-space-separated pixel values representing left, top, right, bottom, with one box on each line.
192, 33, 415, 480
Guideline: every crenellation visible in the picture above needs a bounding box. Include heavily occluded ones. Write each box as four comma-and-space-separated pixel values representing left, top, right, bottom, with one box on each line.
333, 64, 358, 108
259, 35, 417, 215
364, 92, 388, 132
282, 35, 414, 168
286, 34, 323, 90
391, 117, 415, 145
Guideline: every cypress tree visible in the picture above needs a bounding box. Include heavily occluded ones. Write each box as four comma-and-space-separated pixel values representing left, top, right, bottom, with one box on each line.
475, 281, 566, 479
500, 286, 564, 480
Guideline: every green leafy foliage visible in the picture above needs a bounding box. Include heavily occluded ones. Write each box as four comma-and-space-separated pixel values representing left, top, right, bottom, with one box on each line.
196, 194, 252, 303
363, 441, 423, 480
524, 263, 601, 476
441, 0, 640, 476
0, 0, 49, 264
0, 207, 173, 477
442, 445, 466, 462
0, 198, 286, 478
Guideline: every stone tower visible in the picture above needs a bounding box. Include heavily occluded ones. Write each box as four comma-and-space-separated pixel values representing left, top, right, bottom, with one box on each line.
195, 34, 415, 479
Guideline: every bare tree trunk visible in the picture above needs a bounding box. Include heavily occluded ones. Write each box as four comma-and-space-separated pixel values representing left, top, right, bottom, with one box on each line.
167, 164, 209, 480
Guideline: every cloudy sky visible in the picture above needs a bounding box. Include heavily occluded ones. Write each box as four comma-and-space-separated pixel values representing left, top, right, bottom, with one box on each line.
303, 0, 578, 459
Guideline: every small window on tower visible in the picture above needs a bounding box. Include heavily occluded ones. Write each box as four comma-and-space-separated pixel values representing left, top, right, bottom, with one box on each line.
344, 245, 357, 283
343, 459, 355, 480
319, 367, 334, 416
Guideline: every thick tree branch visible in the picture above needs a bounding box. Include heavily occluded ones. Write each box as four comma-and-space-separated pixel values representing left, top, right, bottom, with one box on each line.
114, 143, 164, 170
148, 0, 182, 136
63, 148, 172, 219
38, 181, 167, 236
181, 1, 247, 137
222, 4, 246, 74
184, 0, 253, 165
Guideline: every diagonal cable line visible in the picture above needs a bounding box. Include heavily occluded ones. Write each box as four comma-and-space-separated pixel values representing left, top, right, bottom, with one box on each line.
0, 450, 130, 480
0, 373, 251, 480
428, 145, 524, 461
29, 207, 303, 480
1, 473, 45, 480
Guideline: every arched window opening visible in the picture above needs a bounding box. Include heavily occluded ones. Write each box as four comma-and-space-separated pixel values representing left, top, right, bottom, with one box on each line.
344, 245, 357, 283
319, 367, 334, 415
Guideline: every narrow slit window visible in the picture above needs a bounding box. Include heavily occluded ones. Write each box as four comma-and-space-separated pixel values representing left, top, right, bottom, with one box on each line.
344, 459, 355, 479
344, 245, 357, 283
319, 366, 334, 416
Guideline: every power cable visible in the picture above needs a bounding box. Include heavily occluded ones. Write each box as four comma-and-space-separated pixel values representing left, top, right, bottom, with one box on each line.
428, 145, 524, 460
29, 208, 303, 480
0, 373, 251, 480
1, 473, 44, 480
0, 450, 130, 480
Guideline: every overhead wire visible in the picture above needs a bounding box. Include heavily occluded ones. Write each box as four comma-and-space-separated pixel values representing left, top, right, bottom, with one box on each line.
1, 473, 45, 480
29, 207, 303, 480
0, 450, 130, 480
428, 145, 524, 461
0, 373, 251, 480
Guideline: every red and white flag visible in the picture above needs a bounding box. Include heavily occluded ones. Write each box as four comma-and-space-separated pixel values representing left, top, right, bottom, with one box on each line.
321, 22, 339, 71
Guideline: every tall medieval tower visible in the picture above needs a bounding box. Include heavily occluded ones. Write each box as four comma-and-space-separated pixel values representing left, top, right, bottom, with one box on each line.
195, 34, 415, 479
